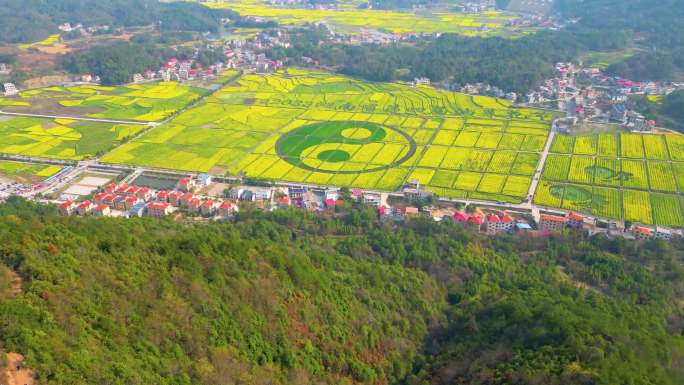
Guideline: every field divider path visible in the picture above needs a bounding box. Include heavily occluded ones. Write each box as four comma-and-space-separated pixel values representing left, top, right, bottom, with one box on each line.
0, 110, 151, 126
526, 127, 556, 205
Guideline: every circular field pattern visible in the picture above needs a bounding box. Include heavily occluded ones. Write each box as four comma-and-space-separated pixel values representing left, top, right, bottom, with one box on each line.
318, 149, 351, 162
585, 165, 632, 182
276, 121, 416, 174
550, 184, 592, 205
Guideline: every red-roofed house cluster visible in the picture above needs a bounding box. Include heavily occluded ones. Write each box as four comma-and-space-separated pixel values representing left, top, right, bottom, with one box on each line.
59, 180, 239, 219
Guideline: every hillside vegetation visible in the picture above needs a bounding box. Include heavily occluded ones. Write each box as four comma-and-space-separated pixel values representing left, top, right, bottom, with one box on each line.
0, 197, 683, 384
0, 0, 239, 44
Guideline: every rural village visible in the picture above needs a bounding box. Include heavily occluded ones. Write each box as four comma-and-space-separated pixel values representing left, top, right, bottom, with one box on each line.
1, 2, 684, 245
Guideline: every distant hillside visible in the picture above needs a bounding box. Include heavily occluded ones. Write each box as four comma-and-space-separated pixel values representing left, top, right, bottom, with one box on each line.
0, 0, 238, 45
1, 197, 684, 384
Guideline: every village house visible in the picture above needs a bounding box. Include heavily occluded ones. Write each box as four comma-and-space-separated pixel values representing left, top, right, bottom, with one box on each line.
102, 194, 117, 208
59, 200, 75, 216
3, 83, 18, 96
403, 206, 420, 218
156, 190, 170, 202
403, 179, 433, 200
567, 212, 584, 229
274, 195, 290, 209
124, 196, 139, 210
218, 201, 235, 217
288, 187, 307, 200
539, 214, 568, 232
104, 183, 118, 194
654, 227, 674, 240
136, 187, 152, 201
113, 195, 127, 211
363, 193, 381, 206
94, 204, 111, 217
188, 198, 202, 213
179, 192, 194, 207
632, 226, 653, 240
169, 191, 184, 207
200, 199, 217, 216
178, 177, 196, 192
93, 192, 109, 205
77, 201, 94, 215
146, 202, 171, 217
485, 213, 515, 234
127, 202, 146, 218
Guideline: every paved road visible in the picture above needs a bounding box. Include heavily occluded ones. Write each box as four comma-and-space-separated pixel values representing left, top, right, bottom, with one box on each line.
0, 110, 155, 126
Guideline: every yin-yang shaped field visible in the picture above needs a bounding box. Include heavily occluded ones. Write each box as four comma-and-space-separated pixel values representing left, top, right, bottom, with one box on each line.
100, 69, 557, 203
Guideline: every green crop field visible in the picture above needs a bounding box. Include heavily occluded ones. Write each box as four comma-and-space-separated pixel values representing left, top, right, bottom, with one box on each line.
0, 80, 213, 122
0, 116, 145, 160
0, 160, 61, 183
535, 132, 684, 227
101, 69, 555, 203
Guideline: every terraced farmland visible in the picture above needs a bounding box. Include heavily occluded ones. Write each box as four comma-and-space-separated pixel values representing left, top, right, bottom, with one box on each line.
102, 69, 555, 203
0, 116, 146, 160
0, 80, 213, 122
535, 132, 684, 227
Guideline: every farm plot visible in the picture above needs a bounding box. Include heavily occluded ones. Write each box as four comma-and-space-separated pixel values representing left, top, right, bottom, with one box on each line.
0, 116, 145, 160
535, 130, 684, 227
0, 80, 212, 122
102, 69, 555, 199
0, 160, 61, 184
623, 190, 653, 225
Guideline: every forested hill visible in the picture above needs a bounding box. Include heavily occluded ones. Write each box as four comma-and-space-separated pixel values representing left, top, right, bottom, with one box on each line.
1, 197, 684, 384
0, 0, 240, 44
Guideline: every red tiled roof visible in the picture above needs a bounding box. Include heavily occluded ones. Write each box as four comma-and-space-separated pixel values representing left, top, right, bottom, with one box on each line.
125, 196, 138, 203
499, 214, 514, 223
633, 226, 653, 235
125, 186, 141, 194
453, 212, 467, 222
486, 214, 500, 223
467, 216, 483, 225
219, 201, 232, 209
95, 204, 109, 212
568, 212, 584, 221
324, 198, 336, 207
540, 214, 568, 223
179, 177, 191, 185
59, 200, 73, 208
181, 193, 194, 200
202, 200, 215, 208
405, 207, 419, 215
148, 202, 169, 210
94, 192, 108, 202
78, 201, 93, 209
188, 198, 201, 207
